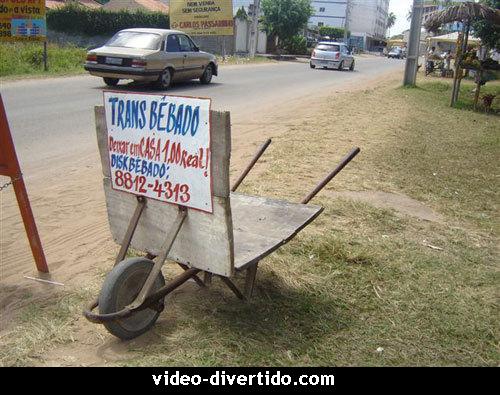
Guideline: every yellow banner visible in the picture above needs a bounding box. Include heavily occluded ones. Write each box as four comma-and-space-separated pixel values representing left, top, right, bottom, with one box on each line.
170, 0, 234, 36
0, 0, 46, 41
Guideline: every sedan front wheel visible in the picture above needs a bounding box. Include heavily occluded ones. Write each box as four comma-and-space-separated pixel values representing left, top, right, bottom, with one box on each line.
200, 64, 213, 84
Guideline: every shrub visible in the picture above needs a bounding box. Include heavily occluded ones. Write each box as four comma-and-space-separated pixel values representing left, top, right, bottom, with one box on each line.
282, 35, 308, 55
47, 3, 169, 36
319, 26, 349, 40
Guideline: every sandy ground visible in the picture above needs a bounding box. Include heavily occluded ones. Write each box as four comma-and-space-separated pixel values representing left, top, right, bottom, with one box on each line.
0, 70, 416, 365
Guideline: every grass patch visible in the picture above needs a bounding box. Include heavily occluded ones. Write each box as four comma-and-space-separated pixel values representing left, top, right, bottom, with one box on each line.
0, 42, 87, 79
217, 55, 275, 66
0, 289, 91, 366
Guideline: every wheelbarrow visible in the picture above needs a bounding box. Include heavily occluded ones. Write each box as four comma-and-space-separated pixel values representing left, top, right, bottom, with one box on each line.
84, 106, 360, 340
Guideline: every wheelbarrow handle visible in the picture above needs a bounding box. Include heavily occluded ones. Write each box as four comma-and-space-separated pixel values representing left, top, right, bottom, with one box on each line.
301, 147, 361, 205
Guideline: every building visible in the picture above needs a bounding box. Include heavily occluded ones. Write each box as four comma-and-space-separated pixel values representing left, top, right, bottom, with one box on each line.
348, 0, 389, 51
309, 0, 348, 28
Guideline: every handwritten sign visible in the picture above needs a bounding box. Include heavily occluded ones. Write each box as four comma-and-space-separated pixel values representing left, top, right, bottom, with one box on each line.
170, 0, 234, 36
104, 92, 213, 213
0, 0, 46, 41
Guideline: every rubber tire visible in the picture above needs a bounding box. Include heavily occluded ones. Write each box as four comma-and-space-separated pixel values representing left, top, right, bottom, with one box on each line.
337, 61, 344, 71
200, 64, 213, 84
103, 77, 119, 87
310, 63, 316, 69
157, 68, 172, 90
349, 60, 355, 71
98, 258, 165, 340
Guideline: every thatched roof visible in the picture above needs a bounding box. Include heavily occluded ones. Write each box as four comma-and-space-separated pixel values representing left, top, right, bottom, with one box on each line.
424, 2, 500, 32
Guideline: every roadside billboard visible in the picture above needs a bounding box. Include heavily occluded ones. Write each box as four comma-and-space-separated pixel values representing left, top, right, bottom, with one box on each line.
169, 0, 234, 36
0, 0, 46, 41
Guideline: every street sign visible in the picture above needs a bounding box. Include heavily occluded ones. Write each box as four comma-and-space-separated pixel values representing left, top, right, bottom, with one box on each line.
169, 0, 234, 36
103, 91, 213, 213
0, 0, 46, 41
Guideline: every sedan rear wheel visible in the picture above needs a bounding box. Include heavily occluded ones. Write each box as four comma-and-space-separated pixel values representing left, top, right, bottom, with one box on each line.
310, 62, 316, 69
103, 77, 119, 87
157, 68, 172, 90
349, 60, 355, 71
337, 61, 344, 71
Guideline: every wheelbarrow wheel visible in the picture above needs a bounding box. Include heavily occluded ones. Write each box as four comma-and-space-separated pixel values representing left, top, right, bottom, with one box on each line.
99, 257, 165, 340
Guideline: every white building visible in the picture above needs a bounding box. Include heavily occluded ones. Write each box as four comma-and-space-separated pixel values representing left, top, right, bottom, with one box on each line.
309, 0, 348, 28
348, 0, 390, 51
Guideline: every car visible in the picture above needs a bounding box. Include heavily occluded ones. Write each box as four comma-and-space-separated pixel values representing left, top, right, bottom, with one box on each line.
84, 28, 218, 89
310, 42, 355, 71
387, 47, 404, 59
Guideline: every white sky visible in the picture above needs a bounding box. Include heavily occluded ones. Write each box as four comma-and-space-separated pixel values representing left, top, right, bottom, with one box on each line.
388, 0, 413, 36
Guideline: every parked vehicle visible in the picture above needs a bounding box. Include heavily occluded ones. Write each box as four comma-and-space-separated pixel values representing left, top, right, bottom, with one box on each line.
310, 42, 355, 71
84, 28, 218, 89
387, 47, 404, 59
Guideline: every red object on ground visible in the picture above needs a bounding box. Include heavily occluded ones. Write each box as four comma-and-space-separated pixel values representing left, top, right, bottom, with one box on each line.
0, 94, 49, 273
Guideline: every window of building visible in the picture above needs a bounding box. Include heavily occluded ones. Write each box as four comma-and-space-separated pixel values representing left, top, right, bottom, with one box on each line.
319, 7, 325, 12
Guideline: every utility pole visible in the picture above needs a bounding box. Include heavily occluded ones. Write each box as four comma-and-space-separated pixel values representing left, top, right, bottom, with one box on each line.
249, 0, 261, 58
344, 0, 351, 44
403, 0, 424, 86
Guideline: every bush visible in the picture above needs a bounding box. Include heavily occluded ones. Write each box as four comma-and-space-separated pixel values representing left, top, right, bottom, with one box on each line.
319, 26, 349, 40
282, 35, 308, 55
47, 3, 169, 36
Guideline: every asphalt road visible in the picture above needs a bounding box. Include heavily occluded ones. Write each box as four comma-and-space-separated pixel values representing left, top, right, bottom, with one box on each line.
1, 56, 404, 172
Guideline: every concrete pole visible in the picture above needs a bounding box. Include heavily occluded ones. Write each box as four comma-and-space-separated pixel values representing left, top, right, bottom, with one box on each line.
249, 0, 261, 57
403, 0, 424, 86
344, 0, 351, 44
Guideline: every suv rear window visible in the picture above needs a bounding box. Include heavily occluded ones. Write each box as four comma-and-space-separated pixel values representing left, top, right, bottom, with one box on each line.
316, 44, 340, 52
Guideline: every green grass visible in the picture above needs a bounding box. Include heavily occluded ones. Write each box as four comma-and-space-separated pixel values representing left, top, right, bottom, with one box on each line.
217, 55, 275, 66
0, 42, 87, 79
1, 76, 497, 366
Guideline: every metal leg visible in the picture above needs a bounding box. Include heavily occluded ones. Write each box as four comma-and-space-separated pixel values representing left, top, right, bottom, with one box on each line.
244, 263, 258, 299
115, 196, 146, 265
219, 276, 245, 300
204, 272, 213, 287
178, 263, 205, 288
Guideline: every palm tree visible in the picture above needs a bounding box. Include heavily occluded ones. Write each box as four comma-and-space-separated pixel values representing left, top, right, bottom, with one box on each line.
387, 12, 397, 29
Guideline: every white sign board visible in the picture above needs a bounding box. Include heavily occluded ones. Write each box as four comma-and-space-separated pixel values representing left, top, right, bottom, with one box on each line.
103, 91, 213, 213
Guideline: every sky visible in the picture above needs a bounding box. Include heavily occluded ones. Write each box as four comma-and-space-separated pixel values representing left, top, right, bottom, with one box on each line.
388, 0, 413, 36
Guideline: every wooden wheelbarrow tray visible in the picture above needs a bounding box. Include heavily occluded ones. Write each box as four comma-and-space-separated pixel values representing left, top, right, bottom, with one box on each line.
84, 107, 360, 340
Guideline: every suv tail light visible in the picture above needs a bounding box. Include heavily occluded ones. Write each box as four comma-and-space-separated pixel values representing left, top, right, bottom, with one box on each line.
335, 52, 340, 60
131, 59, 147, 68
86, 54, 97, 63
312, 50, 316, 57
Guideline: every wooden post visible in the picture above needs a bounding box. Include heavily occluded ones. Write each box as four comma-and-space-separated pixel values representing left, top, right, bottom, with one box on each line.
473, 70, 483, 111
43, 41, 48, 71
0, 95, 49, 273
452, 22, 470, 107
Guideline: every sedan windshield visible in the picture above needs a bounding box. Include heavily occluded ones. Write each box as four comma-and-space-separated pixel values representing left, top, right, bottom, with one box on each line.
316, 44, 340, 52
106, 32, 162, 50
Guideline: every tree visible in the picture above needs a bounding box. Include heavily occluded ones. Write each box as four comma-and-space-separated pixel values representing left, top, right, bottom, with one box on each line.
235, 6, 249, 21
260, 0, 314, 48
386, 12, 396, 30
471, 0, 500, 50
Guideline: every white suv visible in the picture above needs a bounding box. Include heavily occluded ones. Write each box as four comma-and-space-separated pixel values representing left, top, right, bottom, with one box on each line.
310, 42, 355, 71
